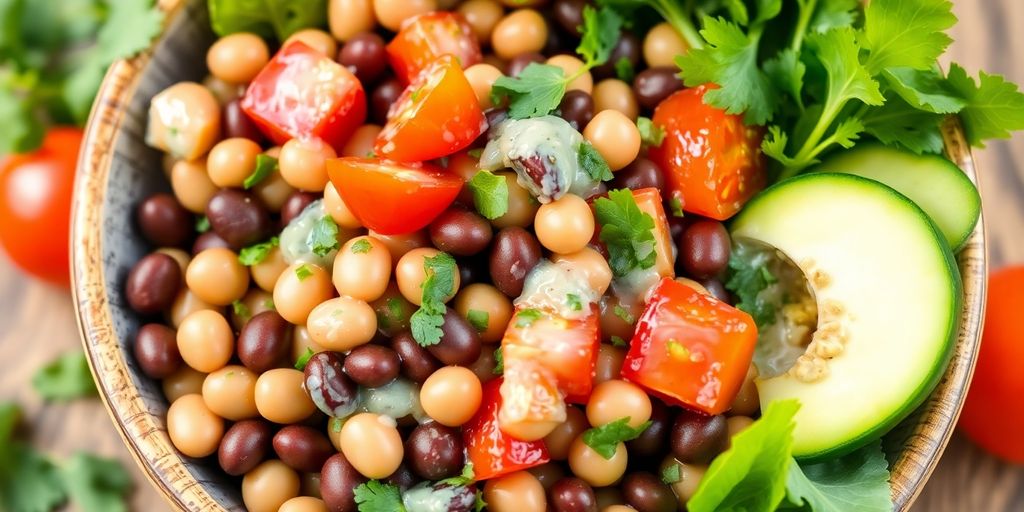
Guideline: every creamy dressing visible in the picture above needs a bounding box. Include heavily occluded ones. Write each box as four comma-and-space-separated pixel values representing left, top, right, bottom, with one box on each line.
279, 200, 339, 267
358, 377, 427, 422
401, 483, 475, 512
515, 260, 600, 319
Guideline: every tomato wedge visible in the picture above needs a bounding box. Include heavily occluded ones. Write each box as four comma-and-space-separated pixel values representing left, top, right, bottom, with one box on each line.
621, 277, 757, 415
241, 41, 366, 152
464, 378, 550, 481
632, 188, 676, 281
647, 86, 766, 220
326, 157, 463, 235
386, 12, 482, 84
375, 55, 487, 163
502, 305, 600, 403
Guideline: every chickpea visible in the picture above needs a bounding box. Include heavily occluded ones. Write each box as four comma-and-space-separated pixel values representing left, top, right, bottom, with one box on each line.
587, 380, 651, 428
483, 471, 546, 512
604, 506, 637, 512
207, 33, 269, 84
206, 138, 262, 188
534, 194, 595, 255
332, 236, 391, 301
284, 29, 338, 57
644, 23, 688, 68
255, 369, 317, 424
167, 394, 224, 458
306, 297, 378, 352
251, 246, 289, 292
254, 168, 297, 212
202, 365, 259, 420
339, 413, 404, 478
327, 417, 345, 452
341, 124, 382, 158
420, 366, 483, 426
464, 64, 504, 109
171, 159, 218, 213
186, 248, 250, 305
322, 184, 363, 231
279, 137, 336, 192
593, 79, 639, 120
147, 82, 222, 161
279, 496, 328, 512
552, 247, 612, 295
273, 263, 335, 324
177, 310, 234, 373
491, 9, 547, 60
396, 247, 460, 306
568, 435, 628, 487
169, 289, 218, 328
162, 366, 207, 402
373, 0, 437, 32
291, 325, 327, 363
492, 171, 539, 229
453, 283, 513, 343
368, 229, 430, 264
664, 458, 705, 503
546, 55, 593, 94
584, 110, 641, 171
543, 406, 589, 460
242, 460, 301, 512
729, 365, 760, 417
329, 0, 376, 41
594, 343, 627, 385
458, 0, 504, 44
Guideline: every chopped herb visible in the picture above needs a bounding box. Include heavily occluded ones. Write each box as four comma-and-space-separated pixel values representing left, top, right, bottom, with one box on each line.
353, 480, 405, 512
309, 216, 340, 257
610, 335, 628, 348
238, 237, 279, 266
493, 347, 504, 375
636, 117, 665, 147
243, 154, 278, 189
263, 299, 275, 310
467, 310, 489, 332
467, 148, 483, 159
409, 253, 458, 346
295, 264, 314, 281
439, 463, 475, 486
294, 348, 315, 371
669, 197, 684, 218
578, 142, 614, 182
566, 293, 583, 311
582, 416, 652, 459
331, 418, 343, 433
615, 56, 635, 83
467, 170, 509, 220
350, 239, 372, 254
195, 215, 210, 233
725, 244, 778, 327
594, 189, 657, 277
232, 300, 251, 320
388, 297, 404, 319
613, 304, 635, 324
662, 463, 681, 484
515, 308, 543, 327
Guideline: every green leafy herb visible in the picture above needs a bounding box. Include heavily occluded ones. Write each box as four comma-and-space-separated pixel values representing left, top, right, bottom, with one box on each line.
353, 480, 406, 512
668, 197, 684, 217
232, 300, 251, 321
492, 347, 504, 375
238, 237, 279, 266
309, 216, 340, 257
195, 215, 211, 233
208, 0, 327, 40
578, 142, 613, 182
468, 170, 509, 220
861, 0, 956, 75
566, 293, 583, 311
610, 335, 628, 347
724, 244, 778, 327
294, 348, 315, 371
615, 56, 635, 82
439, 463, 475, 486
613, 304, 634, 324
410, 253, 458, 346
351, 239, 373, 254
515, 308, 543, 327
295, 264, 314, 281
594, 189, 656, 277
636, 116, 665, 147
467, 310, 489, 332
944, 63, 1024, 147
783, 441, 892, 512
582, 416, 652, 459
0, 444, 67, 512
243, 154, 278, 189
331, 418, 343, 433
59, 453, 133, 512
32, 352, 96, 401
662, 463, 681, 484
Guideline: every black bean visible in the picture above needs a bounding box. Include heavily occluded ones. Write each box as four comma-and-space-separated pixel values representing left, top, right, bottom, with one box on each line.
429, 207, 493, 257
528, 462, 565, 490
506, 52, 545, 77
456, 255, 489, 286
136, 194, 192, 248
489, 227, 542, 297
304, 352, 360, 418
623, 472, 676, 512
237, 311, 292, 373
612, 157, 665, 191
192, 231, 231, 255
593, 32, 641, 79
553, 0, 586, 36
125, 253, 181, 314
273, 425, 337, 473
133, 323, 182, 379
371, 77, 404, 125
678, 220, 731, 279
671, 410, 729, 464
321, 453, 367, 512
391, 332, 442, 383
281, 191, 320, 227
223, 99, 264, 143
218, 419, 273, 476
627, 399, 671, 459
558, 90, 594, 131
633, 67, 684, 111
545, 26, 570, 56
344, 344, 401, 388
700, 278, 731, 303
205, 189, 272, 250
405, 422, 464, 480
385, 462, 421, 491
549, 477, 598, 512
338, 32, 388, 85
428, 308, 482, 366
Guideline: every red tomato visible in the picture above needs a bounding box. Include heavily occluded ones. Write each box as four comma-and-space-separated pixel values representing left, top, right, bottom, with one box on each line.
326, 157, 463, 234
386, 12, 482, 84
632, 188, 676, 281
241, 41, 366, 152
0, 128, 82, 286
502, 306, 600, 403
464, 378, 550, 481
960, 266, 1024, 463
647, 86, 766, 220
621, 277, 757, 415
375, 55, 486, 163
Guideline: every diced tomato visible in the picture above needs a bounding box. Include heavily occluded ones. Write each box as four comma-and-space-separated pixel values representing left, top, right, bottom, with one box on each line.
502, 306, 600, 403
631, 188, 676, 280
386, 12, 482, 84
498, 358, 566, 440
621, 277, 757, 415
375, 55, 487, 162
647, 86, 766, 220
326, 157, 463, 234
464, 378, 550, 481
241, 41, 366, 152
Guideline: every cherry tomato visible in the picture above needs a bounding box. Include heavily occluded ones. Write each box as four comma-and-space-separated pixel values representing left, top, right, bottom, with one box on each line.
621, 277, 757, 415
502, 305, 600, 403
326, 156, 463, 234
960, 266, 1024, 463
464, 378, 550, 481
631, 188, 676, 281
647, 86, 766, 220
375, 55, 487, 163
241, 41, 366, 152
386, 12, 482, 84
0, 127, 82, 286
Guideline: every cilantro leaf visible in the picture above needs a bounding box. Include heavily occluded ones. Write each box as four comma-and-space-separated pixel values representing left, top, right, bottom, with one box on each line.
295, 264, 314, 281
808, 0, 859, 34
945, 63, 1024, 148
238, 237, 279, 266
883, 67, 966, 114
763, 49, 805, 107
467, 310, 489, 332
609, 335, 628, 347
309, 216, 340, 257
578, 142, 613, 182
566, 293, 583, 311
576, 6, 622, 67
613, 304, 634, 324
615, 57, 635, 82
861, 0, 956, 75
515, 308, 543, 328
783, 442, 892, 512
662, 463, 681, 484
636, 117, 665, 147
468, 170, 509, 220
195, 215, 211, 233
594, 189, 657, 277
582, 417, 651, 459
810, 27, 884, 108
244, 154, 278, 189
0, 444, 67, 512
32, 351, 96, 401
60, 453, 132, 512
724, 243, 778, 327
439, 463, 475, 486
492, 63, 569, 119
668, 197, 684, 218
209, 0, 327, 40
350, 239, 372, 254
861, 93, 945, 155
492, 347, 504, 375
294, 347, 315, 371
232, 300, 251, 321
353, 480, 406, 512
409, 253, 458, 346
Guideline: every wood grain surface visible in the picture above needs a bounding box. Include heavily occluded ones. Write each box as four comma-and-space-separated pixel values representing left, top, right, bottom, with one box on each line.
0, 1, 1020, 510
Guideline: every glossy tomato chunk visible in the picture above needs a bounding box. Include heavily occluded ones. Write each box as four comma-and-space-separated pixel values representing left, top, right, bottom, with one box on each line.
502, 306, 600, 403
647, 86, 766, 220
375, 55, 487, 162
632, 188, 676, 281
387, 12, 482, 84
241, 41, 366, 152
326, 157, 462, 234
621, 277, 757, 415
464, 378, 550, 481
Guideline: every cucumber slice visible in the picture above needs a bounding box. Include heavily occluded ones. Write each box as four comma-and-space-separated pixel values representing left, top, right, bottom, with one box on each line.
814, 144, 980, 251
731, 173, 960, 461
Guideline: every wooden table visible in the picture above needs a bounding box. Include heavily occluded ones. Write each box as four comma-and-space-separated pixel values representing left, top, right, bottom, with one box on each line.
1, 1, 1021, 510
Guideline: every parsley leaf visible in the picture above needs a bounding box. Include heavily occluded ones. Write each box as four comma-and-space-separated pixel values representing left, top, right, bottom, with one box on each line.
944, 63, 1024, 148
243, 154, 278, 189
468, 170, 509, 220
439, 463, 475, 486
353, 480, 406, 512
577, 5, 623, 66
492, 347, 504, 375
467, 310, 489, 332
861, 93, 945, 155
60, 453, 133, 512
582, 417, 652, 459
232, 300, 251, 321
724, 243, 778, 327
784, 441, 892, 512
209, 0, 327, 40
32, 351, 96, 401
578, 142, 613, 182
295, 264, 314, 281
409, 253, 458, 346
861, 0, 955, 75
515, 308, 543, 327
662, 463, 681, 484
294, 348, 315, 371
594, 189, 656, 277
309, 216, 340, 257
238, 237, 279, 266
615, 56, 635, 82
350, 238, 372, 254
882, 67, 966, 114
636, 117, 665, 147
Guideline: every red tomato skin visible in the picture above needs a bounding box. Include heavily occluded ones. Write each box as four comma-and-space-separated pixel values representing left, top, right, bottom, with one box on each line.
386, 12, 482, 84
959, 266, 1024, 463
621, 277, 757, 415
464, 378, 551, 481
0, 127, 82, 286
326, 157, 463, 235
647, 86, 766, 220
241, 41, 366, 152
375, 55, 487, 163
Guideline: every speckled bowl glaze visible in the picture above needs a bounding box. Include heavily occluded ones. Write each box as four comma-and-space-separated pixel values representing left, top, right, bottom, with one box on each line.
70, 0, 988, 510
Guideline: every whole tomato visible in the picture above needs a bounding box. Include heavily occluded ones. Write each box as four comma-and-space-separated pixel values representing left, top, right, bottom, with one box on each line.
0, 127, 83, 286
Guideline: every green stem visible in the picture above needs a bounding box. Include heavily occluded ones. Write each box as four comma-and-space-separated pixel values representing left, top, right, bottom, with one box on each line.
655, 0, 703, 50
790, 0, 817, 52
778, 98, 847, 179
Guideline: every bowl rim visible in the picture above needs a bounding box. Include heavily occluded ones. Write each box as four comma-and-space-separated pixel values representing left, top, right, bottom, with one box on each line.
70, 1, 988, 510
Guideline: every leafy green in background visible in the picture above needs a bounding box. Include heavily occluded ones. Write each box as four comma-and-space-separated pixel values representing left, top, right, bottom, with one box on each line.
208, 0, 326, 40
32, 351, 97, 401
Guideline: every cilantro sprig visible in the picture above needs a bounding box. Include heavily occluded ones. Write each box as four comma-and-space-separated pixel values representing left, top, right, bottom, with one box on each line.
409, 252, 458, 346
243, 154, 278, 189
238, 237, 279, 266
724, 242, 778, 327
582, 417, 652, 459
309, 216, 340, 257
467, 170, 509, 220
353, 480, 405, 512
594, 189, 657, 277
